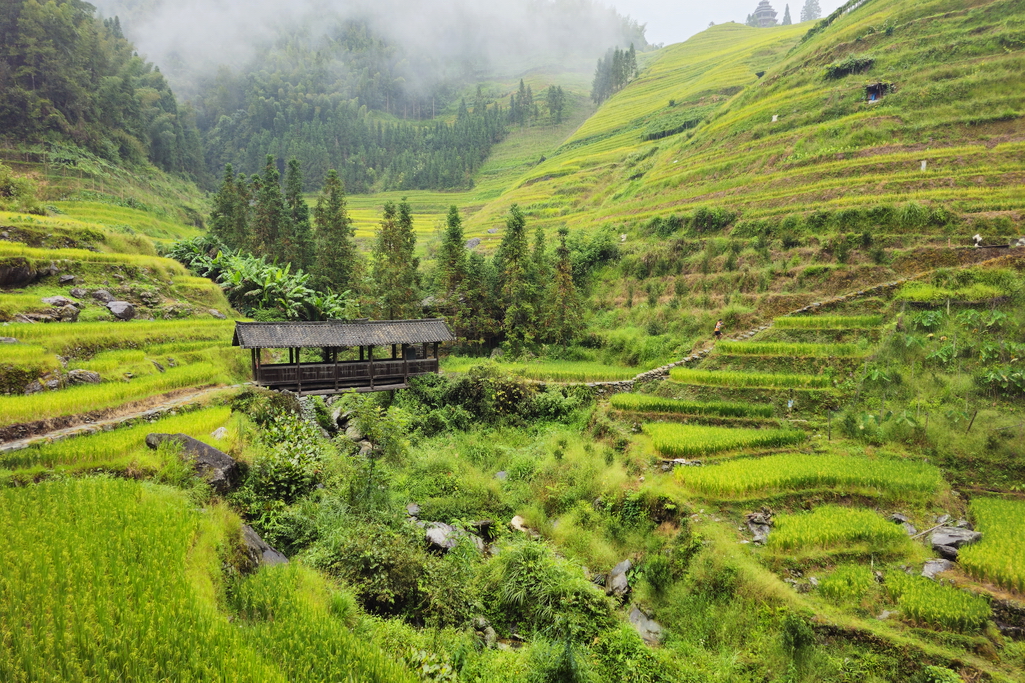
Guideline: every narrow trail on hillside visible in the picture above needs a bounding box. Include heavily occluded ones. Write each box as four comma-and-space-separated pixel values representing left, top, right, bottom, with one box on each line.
0, 384, 243, 455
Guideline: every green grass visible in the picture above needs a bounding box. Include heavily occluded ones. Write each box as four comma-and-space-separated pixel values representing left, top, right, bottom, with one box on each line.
0, 343, 60, 374
886, 571, 992, 633
895, 281, 1007, 303
0, 240, 188, 276
1, 319, 235, 358
958, 498, 1025, 594
773, 315, 884, 329
767, 505, 909, 553
0, 363, 226, 428
674, 453, 942, 497
644, 423, 806, 457
0, 477, 412, 682
610, 393, 773, 418
0, 406, 232, 473
0, 294, 53, 321
442, 357, 640, 382
669, 368, 832, 389
716, 341, 869, 358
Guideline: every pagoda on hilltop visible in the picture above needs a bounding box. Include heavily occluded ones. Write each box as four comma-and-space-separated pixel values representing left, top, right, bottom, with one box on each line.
753, 0, 778, 27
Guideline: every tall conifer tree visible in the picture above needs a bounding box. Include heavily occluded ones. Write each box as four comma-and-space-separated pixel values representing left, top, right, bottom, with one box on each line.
548, 226, 582, 344
313, 169, 356, 293
439, 206, 467, 300
251, 156, 287, 258
210, 164, 248, 250
800, 0, 821, 22
496, 205, 536, 348
284, 158, 314, 271
782, 4, 793, 25
371, 200, 419, 320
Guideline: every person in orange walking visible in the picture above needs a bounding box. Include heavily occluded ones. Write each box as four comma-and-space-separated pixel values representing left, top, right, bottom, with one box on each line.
713, 319, 723, 341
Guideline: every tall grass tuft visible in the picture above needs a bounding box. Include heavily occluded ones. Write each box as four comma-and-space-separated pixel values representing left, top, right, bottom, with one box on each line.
774, 315, 883, 329
768, 505, 908, 553
886, 572, 991, 633
958, 498, 1025, 594
716, 341, 868, 358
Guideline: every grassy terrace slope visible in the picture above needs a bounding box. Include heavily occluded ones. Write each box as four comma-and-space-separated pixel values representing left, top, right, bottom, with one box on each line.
467, 0, 1025, 235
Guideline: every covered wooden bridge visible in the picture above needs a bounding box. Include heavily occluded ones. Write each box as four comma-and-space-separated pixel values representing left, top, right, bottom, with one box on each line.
233, 319, 455, 395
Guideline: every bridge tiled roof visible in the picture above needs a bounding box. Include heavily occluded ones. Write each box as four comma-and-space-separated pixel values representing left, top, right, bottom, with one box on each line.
232, 319, 455, 349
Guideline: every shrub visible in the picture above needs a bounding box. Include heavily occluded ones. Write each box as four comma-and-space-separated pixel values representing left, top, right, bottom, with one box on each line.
824, 55, 874, 79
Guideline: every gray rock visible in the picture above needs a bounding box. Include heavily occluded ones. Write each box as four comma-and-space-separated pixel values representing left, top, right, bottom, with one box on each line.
936, 514, 951, 525
931, 527, 982, 549
0, 262, 41, 287
57, 304, 80, 322
0, 337, 17, 344
92, 289, 116, 303
209, 309, 227, 320
407, 503, 421, 517
151, 360, 165, 373
45, 379, 61, 390
889, 513, 910, 524
495, 470, 508, 481
211, 427, 229, 440
465, 238, 482, 250
345, 424, 364, 442
240, 525, 288, 571
42, 295, 76, 307
746, 511, 773, 544
68, 369, 102, 384
608, 559, 632, 598
59, 274, 76, 284
24, 380, 44, 395
487, 228, 498, 234
358, 440, 373, 457
107, 301, 135, 320
901, 522, 918, 536
145, 433, 241, 493
483, 626, 498, 648
935, 545, 959, 561
628, 605, 663, 645
922, 559, 955, 579
424, 522, 484, 553
70, 287, 87, 298
876, 610, 896, 620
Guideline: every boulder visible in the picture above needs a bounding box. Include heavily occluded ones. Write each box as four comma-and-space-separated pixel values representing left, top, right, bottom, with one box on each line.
935, 545, 959, 561
57, 304, 80, 322
922, 559, 955, 579
345, 424, 364, 442
470, 519, 496, 542
406, 502, 421, 517
151, 360, 165, 373
240, 525, 288, 571
510, 515, 538, 538
68, 369, 102, 385
608, 559, 632, 598
42, 295, 77, 307
145, 433, 241, 493
211, 427, 229, 440
628, 605, 663, 646
0, 337, 17, 344
70, 287, 87, 298
92, 289, 116, 303
424, 522, 484, 553
495, 471, 508, 481
0, 262, 41, 287
59, 274, 76, 284
931, 527, 982, 549
465, 237, 482, 250
209, 309, 227, 320
107, 301, 135, 320
746, 510, 773, 545
24, 380, 44, 395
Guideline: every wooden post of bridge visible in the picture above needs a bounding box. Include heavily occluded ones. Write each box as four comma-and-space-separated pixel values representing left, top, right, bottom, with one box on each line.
368, 346, 375, 391
402, 344, 408, 384
334, 347, 339, 392
295, 347, 302, 397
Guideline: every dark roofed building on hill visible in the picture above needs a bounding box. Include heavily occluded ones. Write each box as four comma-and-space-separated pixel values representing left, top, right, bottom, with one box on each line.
754, 0, 779, 27
233, 319, 455, 395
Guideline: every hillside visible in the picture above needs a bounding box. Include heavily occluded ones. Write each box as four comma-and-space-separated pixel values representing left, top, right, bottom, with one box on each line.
467, 0, 1025, 237
2, 0, 1025, 681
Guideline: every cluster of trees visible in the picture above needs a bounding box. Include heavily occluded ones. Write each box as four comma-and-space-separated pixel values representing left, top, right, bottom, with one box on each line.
200, 156, 608, 345
591, 46, 638, 106
506, 80, 567, 126
0, 0, 205, 179
801, 0, 822, 23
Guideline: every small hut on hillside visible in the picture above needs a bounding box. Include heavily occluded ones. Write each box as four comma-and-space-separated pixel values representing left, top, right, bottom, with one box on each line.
233, 319, 455, 395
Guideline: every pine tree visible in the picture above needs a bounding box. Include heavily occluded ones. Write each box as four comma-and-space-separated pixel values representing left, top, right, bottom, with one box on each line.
800, 0, 822, 22
313, 169, 356, 293
438, 206, 467, 300
460, 252, 501, 345
496, 205, 536, 348
548, 226, 581, 344
782, 4, 793, 25
531, 225, 551, 331
546, 86, 566, 124
284, 158, 314, 271
251, 156, 288, 258
210, 164, 249, 250
371, 200, 419, 320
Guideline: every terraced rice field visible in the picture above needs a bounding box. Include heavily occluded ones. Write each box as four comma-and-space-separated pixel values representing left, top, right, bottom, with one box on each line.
886, 571, 991, 633
3, 320, 235, 358
644, 423, 806, 458
669, 368, 832, 389
773, 315, 884, 330
715, 341, 869, 358
958, 498, 1025, 594
443, 358, 640, 382
674, 453, 942, 498
0, 406, 232, 473
767, 505, 909, 553
610, 393, 773, 418
0, 477, 410, 682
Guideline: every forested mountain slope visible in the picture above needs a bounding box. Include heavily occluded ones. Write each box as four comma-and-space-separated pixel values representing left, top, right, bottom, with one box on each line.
468, 0, 1025, 237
